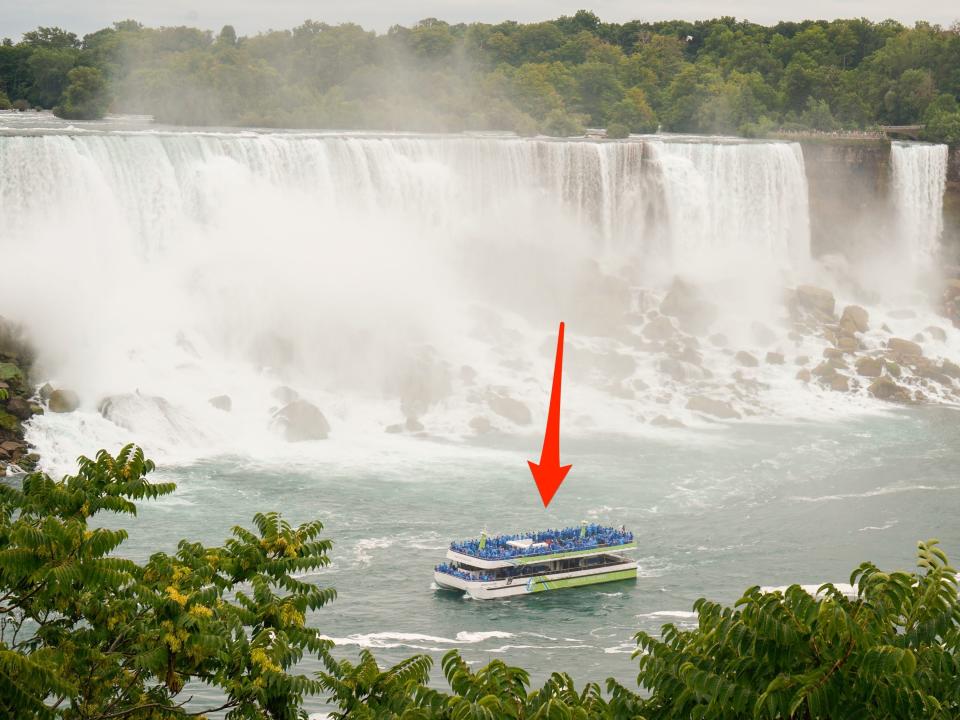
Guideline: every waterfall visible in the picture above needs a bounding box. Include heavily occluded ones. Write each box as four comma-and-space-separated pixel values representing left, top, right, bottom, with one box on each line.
0, 126, 817, 461
890, 141, 948, 265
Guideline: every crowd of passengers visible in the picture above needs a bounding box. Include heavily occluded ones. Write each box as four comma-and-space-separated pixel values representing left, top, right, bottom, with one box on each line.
449, 524, 632, 560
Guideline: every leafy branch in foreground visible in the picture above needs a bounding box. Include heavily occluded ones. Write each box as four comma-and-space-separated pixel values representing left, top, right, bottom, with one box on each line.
0, 444, 336, 719
635, 540, 960, 719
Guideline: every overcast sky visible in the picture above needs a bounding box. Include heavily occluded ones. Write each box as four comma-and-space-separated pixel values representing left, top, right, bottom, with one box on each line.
2, 1, 958, 40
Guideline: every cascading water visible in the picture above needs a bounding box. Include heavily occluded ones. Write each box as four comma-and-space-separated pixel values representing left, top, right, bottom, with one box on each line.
890, 141, 949, 265
0, 119, 953, 469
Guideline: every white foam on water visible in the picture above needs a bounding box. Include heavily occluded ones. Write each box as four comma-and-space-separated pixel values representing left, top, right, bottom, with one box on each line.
320, 630, 513, 649
759, 583, 857, 597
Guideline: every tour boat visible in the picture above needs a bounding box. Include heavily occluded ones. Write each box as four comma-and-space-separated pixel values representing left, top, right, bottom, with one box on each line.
433, 523, 636, 600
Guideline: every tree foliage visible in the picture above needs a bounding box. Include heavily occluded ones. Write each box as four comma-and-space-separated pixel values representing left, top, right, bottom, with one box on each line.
1, 15, 960, 137
0, 444, 336, 719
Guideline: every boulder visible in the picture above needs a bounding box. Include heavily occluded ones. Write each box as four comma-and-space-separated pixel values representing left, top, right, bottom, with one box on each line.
836, 335, 859, 353
1, 440, 23, 454
795, 285, 835, 316
48, 389, 80, 413
651, 415, 685, 428
795, 355, 810, 366
4, 396, 32, 420
642, 315, 676, 341
272, 399, 330, 441
405, 417, 425, 432
855, 357, 884, 378
751, 321, 777, 346
735, 351, 759, 368
886, 361, 902, 378
868, 376, 907, 401
887, 338, 923, 358
826, 374, 849, 392
840, 305, 869, 333
469, 416, 493, 434
765, 352, 785, 365
823, 348, 844, 360
686, 395, 740, 419
812, 361, 837, 379
659, 358, 686, 382
459, 365, 477, 384
796, 368, 812, 383
39, 383, 54, 401
385, 424, 403, 434
941, 360, 960, 379
486, 390, 532, 425
925, 326, 947, 342
208, 395, 232, 412
659, 277, 717, 334
0, 363, 22, 382
271, 386, 300, 404
708, 333, 728, 347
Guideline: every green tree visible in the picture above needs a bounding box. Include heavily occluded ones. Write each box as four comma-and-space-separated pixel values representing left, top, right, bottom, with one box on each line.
53, 66, 110, 119
25, 46, 76, 108
0, 445, 336, 718
634, 540, 960, 719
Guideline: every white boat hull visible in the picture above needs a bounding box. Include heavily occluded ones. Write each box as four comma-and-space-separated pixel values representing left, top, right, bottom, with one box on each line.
434, 560, 637, 600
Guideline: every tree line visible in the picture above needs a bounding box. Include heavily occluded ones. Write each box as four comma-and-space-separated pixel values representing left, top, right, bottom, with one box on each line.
1, 13, 959, 140
2, 445, 959, 718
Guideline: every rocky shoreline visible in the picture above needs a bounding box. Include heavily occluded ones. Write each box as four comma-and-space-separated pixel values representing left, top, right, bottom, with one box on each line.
0, 316, 41, 474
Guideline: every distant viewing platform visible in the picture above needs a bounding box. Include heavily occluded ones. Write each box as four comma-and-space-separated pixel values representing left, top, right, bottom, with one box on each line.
449, 524, 634, 561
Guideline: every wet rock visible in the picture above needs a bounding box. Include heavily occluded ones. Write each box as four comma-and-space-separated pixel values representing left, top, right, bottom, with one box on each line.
1, 440, 24, 456
48, 389, 80, 413
941, 360, 960, 379
735, 351, 759, 368
459, 365, 477, 384
788, 331, 803, 343
840, 305, 869, 333
765, 352, 785, 365
812, 361, 837, 379
886, 361, 902, 378
405, 417, 425, 432
686, 395, 740, 419
208, 395, 232, 412
385, 423, 403, 434
823, 348, 845, 360
469, 416, 493, 434
4, 396, 32, 420
836, 335, 859, 353
868, 376, 908, 401
659, 358, 686, 382
925, 326, 947, 342
642, 315, 676, 341
271, 386, 300, 404
887, 338, 923, 359
881, 323, 892, 333
651, 415, 685, 428
826, 374, 849, 392
659, 277, 717, 334
751, 322, 777, 346
272, 399, 330, 441
855, 357, 884, 377
795, 355, 810, 366
486, 390, 531, 425
796, 368, 812, 383
708, 333, 728, 347
39, 383, 54, 401
795, 285, 836, 316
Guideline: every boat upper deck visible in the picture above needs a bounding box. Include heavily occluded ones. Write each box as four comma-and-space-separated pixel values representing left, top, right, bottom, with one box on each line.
448, 524, 634, 567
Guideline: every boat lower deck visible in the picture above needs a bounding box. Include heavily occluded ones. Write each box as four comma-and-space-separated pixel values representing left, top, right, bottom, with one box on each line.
434, 552, 636, 599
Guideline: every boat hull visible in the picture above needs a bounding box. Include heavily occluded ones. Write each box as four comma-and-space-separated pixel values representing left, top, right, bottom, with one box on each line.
434, 561, 637, 600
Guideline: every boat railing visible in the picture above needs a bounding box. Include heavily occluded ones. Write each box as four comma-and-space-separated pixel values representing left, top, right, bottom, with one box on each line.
449, 524, 633, 561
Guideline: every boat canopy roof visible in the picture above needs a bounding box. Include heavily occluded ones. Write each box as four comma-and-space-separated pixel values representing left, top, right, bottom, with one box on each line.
450, 524, 633, 561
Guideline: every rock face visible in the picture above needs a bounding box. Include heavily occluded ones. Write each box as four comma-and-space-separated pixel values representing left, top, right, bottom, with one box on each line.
486, 389, 532, 425
48, 389, 80, 413
208, 395, 232, 412
686, 395, 739, 419
272, 399, 330, 441
795, 285, 836, 316
840, 305, 869, 333
659, 277, 717, 334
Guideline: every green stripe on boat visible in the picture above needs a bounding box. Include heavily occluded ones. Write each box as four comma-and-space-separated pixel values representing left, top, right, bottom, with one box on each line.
510, 542, 637, 565
527, 567, 637, 592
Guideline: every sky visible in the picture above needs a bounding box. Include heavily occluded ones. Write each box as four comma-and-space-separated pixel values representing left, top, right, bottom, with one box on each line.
2, 0, 958, 40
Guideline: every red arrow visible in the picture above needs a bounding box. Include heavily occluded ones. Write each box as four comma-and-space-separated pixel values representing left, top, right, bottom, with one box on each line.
528, 321, 572, 508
